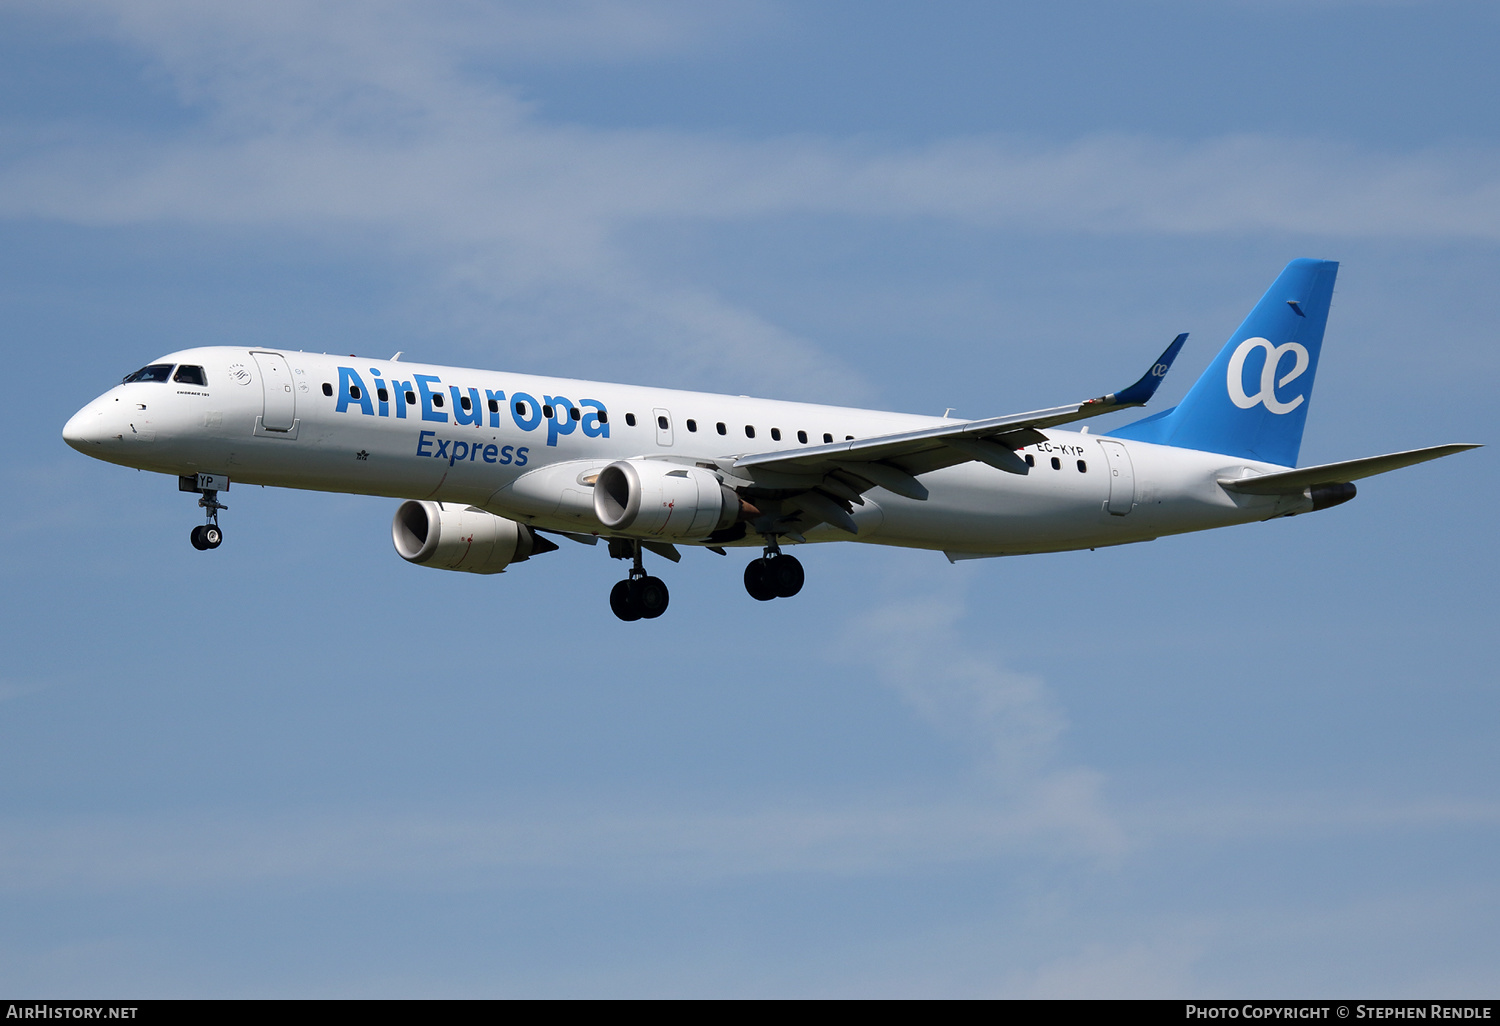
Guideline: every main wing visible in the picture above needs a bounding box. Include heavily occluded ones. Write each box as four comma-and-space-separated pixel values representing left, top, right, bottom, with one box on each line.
722, 334, 1188, 535
732, 333, 1188, 501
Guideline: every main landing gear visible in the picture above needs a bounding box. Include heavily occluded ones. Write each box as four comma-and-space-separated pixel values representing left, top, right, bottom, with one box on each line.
744, 538, 803, 602
604, 536, 804, 620
609, 540, 669, 622
188, 488, 226, 551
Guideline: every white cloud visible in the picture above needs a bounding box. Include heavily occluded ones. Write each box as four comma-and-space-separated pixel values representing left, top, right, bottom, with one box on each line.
0, 678, 57, 703
4, 0, 1499, 399
839, 579, 1127, 858
0, 800, 1106, 893
0, 575, 1125, 894
1018, 939, 1203, 998
1136, 792, 1500, 841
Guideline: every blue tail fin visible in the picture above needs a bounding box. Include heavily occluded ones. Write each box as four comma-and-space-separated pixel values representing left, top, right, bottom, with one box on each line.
1109, 258, 1339, 467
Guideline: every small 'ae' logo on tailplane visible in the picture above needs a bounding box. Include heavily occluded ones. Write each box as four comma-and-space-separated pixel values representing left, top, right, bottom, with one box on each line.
1226, 337, 1310, 415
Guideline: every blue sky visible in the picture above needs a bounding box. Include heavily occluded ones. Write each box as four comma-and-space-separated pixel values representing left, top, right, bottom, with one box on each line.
1, 0, 1496, 997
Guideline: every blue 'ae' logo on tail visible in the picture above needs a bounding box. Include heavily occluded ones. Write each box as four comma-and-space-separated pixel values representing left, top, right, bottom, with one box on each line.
1109, 258, 1339, 467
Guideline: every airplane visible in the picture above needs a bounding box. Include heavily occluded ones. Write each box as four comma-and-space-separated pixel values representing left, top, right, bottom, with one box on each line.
62, 258, 1478, 621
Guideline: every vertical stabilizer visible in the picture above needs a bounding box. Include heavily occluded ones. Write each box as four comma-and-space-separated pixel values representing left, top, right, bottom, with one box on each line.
1110, 259, 1339, 467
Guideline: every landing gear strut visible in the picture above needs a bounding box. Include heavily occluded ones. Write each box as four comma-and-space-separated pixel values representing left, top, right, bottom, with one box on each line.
744, 537, 803, 601
609, 540, 669, 621
189, 490, 226, 551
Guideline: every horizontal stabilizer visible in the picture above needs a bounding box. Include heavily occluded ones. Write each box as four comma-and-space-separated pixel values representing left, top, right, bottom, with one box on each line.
1219, 444, 1480, 495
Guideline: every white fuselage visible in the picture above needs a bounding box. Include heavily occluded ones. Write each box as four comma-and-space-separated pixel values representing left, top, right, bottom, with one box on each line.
63, 347, 1309, 556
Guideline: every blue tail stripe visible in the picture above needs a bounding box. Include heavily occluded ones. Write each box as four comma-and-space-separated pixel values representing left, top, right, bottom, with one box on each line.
1109, 258, 1338, 467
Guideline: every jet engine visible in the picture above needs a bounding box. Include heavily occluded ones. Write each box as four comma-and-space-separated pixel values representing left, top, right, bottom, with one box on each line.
594, 460, 741, 540
391, 500, 554, 574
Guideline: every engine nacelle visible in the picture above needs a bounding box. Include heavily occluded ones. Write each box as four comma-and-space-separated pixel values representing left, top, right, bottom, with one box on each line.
594, 460, 740, 540
392, 501, 546, 574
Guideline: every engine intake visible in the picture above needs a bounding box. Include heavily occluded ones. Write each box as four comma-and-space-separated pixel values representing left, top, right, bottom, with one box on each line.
594, 460, 741, 540
392, 501, 552, 574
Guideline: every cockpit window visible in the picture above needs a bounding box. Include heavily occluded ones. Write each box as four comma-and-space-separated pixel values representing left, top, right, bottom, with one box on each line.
122, 364, 174, 384
173, 365, 207, 386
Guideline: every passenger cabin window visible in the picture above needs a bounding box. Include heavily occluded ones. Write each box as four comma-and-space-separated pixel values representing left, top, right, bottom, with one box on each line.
770, 428, 781, 441
488, 399, 499, 413
570, 407, 580, 421
405, 390, 416, 405
173, 365, 207, 386
1025, 454, 1035, 467
797, 430, 808, 443
745, 425, 756, 439
377, 387, 389, 402
686, 419, 697, 432
349, 385, 362, 400
1050, 457, 1061, 470
542, 405, 553, 418
657, 415, 668, 430
515, 401, 527, 415
122, 364, 174, 384
716, 422, 726, 435
432, 393, 444, 407
460, 395, 472, 411
625, 413, 637, 427
845, 435, 854, 441
1077, 460, 1087, 473
598, 411, 608, 424
322, 383, 333, 396
823, 433, 832, 444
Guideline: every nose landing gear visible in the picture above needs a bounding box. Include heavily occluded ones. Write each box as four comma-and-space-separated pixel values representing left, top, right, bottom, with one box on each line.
180, 475, 229, 551
189, 491, 227, 550
608, 540, 669, 621
744, 537, 803, 601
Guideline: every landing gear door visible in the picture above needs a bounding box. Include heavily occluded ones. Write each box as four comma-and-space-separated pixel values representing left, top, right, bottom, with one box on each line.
251, 351, 297, 432
1097, 438, 1136, 516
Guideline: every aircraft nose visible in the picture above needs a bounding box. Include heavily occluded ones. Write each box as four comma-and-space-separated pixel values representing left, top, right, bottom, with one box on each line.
63, 401, 110, 452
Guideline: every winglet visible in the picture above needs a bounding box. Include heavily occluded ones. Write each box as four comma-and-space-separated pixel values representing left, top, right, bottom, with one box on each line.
1088, 333, 1188, 409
